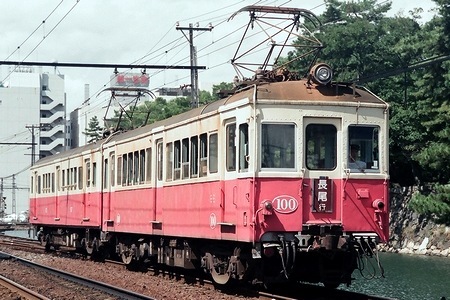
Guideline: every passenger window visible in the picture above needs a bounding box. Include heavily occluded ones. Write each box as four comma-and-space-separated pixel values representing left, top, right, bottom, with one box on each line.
127, 153, 133, 185
157, 141, 163, 181
72, 168, 76, 190
134, 151, 139, 184
182, 138, 189, 179
117, 156, 122, 185
166, 142, 173, 181
226, 124, 236, 171
56, 167, 60, 191
110, 153, 115, 187
305, 124, 336, 170
190, 136, 199, 178
145, 148, 151, 183
85, 159, 91, 187
239, 123, 249, 171
139, 150, 145, 184
209, 133, 218, 173
78, 167, 83, 190
122, 154, 127, 185
38, 175, 41, 194
92, 162, 97, 187
261, 123, 295, 169
348, 125, 380, 172
174, 141, 181, 180
104, 159, 109, 189
199, 134, 208, 177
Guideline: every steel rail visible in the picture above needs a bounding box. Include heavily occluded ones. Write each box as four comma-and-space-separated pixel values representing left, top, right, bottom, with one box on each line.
0, 274, 50, 300
0, 251, 156, 300
0, 235, 398, 300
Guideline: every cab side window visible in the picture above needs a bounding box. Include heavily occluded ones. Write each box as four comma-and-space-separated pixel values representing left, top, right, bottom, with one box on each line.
348, 125, 380, 171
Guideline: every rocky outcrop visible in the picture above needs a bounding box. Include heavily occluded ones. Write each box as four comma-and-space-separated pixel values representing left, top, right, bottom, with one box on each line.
379, 186, 450, 257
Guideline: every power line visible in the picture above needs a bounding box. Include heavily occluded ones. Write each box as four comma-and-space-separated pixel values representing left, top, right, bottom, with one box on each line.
71, 1, 289, 118
0, 60, 206, 70
1, 0, 81, 84
3, 0, 64, 61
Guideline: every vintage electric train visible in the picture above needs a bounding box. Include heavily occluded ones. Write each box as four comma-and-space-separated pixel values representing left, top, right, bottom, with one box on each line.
29, 6, 389, 289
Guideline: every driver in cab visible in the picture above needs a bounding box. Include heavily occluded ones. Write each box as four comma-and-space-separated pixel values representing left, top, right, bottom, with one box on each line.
348, 144, 366, 170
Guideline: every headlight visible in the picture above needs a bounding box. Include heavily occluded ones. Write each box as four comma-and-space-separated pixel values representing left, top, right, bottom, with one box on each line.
310, 63, 333, 85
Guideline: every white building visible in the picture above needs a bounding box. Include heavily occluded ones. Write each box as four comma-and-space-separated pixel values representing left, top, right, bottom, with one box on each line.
0, 69, 67, 216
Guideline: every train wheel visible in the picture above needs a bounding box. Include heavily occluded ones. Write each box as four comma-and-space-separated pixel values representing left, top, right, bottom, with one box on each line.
205, 253, 231, 285
85, 238, 97, 256
122, 252, 133, 264
119, 243, 136, 265
44, 235, 51, 252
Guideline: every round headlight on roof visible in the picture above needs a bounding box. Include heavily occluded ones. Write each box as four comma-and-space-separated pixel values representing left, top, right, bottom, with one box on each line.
310, 63, 333, 85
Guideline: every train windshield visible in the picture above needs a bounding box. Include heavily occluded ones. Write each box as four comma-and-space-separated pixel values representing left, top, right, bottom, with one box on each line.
305, 124, 337, 170
348, 125, 380, 172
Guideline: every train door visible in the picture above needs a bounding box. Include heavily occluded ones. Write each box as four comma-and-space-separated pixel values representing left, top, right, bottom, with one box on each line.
83, 158, 89, 221
55, 165, 61, 223
102, 151, 114, 230
151, 138, 164, 233
302, 117, 342, 224
30, 171, 37, 221
220, 119, 239, 239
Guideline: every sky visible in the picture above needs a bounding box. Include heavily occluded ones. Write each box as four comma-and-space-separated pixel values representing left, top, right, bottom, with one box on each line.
0, 0, 438, 115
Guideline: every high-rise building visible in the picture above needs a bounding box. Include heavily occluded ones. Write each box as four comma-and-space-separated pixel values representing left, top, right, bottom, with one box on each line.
0, 68, 67, 217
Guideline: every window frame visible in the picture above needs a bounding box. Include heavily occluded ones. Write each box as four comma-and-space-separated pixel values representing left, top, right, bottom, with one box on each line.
261, 122, 296, 170
305, 123, 337, 171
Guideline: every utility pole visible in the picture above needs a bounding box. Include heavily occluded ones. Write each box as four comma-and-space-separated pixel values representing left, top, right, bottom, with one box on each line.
12, 174, 16, 217
0, 124, 39, 166
25, 124, 42, 166
0, 178, 3, 217
176, 23, 213, 108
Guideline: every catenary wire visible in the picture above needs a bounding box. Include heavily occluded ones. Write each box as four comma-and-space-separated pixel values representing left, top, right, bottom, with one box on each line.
3, 0, 65, 62
66, 0, 328, 126
1, 0, 81, 84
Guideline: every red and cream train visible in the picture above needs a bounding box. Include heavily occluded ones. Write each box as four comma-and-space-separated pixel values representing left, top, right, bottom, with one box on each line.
29, 63, 389, 288
29, 6, 389, 289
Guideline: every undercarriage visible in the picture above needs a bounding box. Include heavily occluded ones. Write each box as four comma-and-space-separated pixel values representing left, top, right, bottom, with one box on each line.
34, 225, 383, 289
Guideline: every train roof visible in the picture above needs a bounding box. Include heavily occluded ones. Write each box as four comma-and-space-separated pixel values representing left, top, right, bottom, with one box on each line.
33, 79, 387, 167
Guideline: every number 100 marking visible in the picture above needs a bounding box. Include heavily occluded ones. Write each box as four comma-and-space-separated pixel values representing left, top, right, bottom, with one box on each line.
272, 196, 298, 214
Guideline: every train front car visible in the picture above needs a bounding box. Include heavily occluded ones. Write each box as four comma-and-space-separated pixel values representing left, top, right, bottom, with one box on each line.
216, 5, 390, 288
247, 65, 389, 288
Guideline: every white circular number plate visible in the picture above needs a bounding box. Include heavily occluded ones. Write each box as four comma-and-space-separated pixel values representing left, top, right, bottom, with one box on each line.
272, 195, 298, 214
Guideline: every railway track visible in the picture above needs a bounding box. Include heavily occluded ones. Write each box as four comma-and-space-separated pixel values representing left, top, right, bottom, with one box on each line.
0, 272, 50, 300
0, 251, 156, 300
0, 234, 397, 300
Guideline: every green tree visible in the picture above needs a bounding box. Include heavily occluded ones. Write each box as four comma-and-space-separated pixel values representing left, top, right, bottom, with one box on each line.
406, 1, 450, 222
83, 116, 103, 143
109, 96, 191, 130
109, 85, 234, 130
